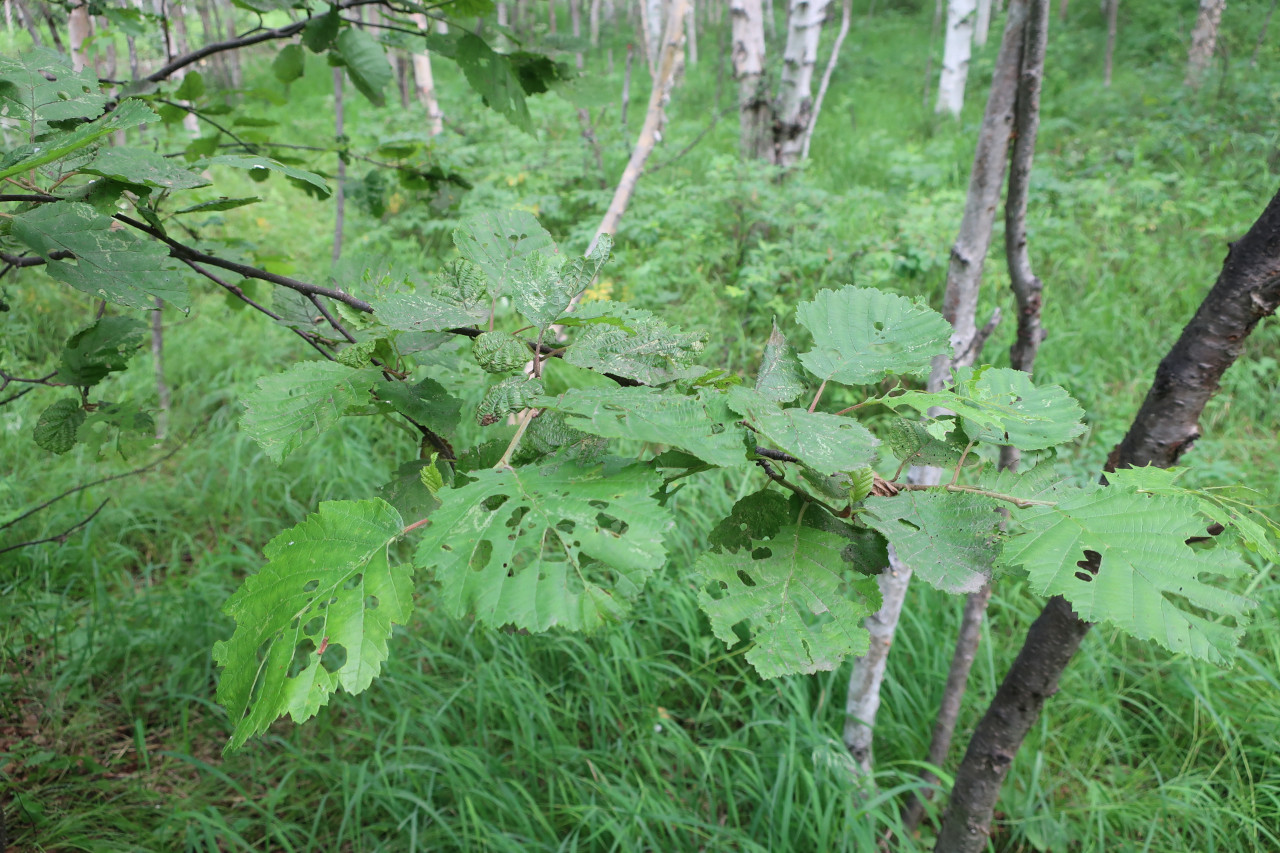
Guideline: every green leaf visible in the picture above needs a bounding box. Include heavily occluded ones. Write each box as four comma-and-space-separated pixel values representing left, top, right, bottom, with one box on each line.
708, 489, 791, 552
173, 71, 205, 100
0, 49, 105, 125
273, 43, 306, 83
957, 367, 1086, 450
334, 27, 393, 107
795, 285, 951, 386
564, 303, 706, 385
510, 251, 574, 328
302, 8, 341, 52
454, 34, 533, 133
559, 234, 612, 299
0, 99, 158, 182
240, 362, 382, 463
862, 491, 1003, 594
82, 147, 210, 190
375, 376, 462, 435
173, 196, 262, 214
478, 375, 543, 425
452, 211, 557, 298
371, 292, 486, 332
755, 320, 806, 404
377, 459, 443, 522
11, 202, 189, 310
1104, 467, 1280, 564
33, 398, 84, 454
694, 522, 881, 679
414, 462, 670, 632
55, 316, 148, 387
199, 154, 331, 199
727, 386, 877, 475
542, 387, 748, 468
883, 417, 965, 468
1003, 487, 1256, 664
214, 499, 411, 752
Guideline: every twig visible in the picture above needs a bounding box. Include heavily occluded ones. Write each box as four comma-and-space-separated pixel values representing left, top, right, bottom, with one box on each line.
897, 482, 1055, 509
807, 379, 827, 413
1, 436, 191, 534
496, 407, 538, 469
755, 459, 841, 516
0, 498, 110, 555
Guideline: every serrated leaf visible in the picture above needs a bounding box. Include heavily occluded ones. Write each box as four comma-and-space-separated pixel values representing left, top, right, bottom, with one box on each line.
452, 211, 557, 298
55, 316, 148, 387
11, 201, 189, 310
755, 320, 806, 404
377, 458, 443, 521
199, 154, 330, 198
214, 499, 411, 752
559, 234, 612, 298
33, 398, 84, 453
240, 362, 381, 463
542, 387, 748, 468
371, 291, 487, 331
520, 410, 607, 463
1105, 467, 1280, 563
727, 386, 877, 475
889, 368, 1086, 452
414, 462, 671, 631
848, 468, 875, 504
796, 285, 951, 386
454, 34, 533, 133
273, 43, 306, 83
708, 489, 791, 552
83, 147, 209, 190
863, 491, 1003, 593
375, 376, 462, 435
1003, 487, 1256, 664
564, 304, 706, 385
0, 99, 158, 182
0, 49, 105, 125
336, 339, 377, 368
884, 417, 965, 468
510, 251, 572, 328
334, 27, 392, 107
478, 375, 543, 425
694, 523, 881, 679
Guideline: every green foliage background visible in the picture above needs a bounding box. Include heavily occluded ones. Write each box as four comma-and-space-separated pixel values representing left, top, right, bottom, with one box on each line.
3, 1, 1280, 850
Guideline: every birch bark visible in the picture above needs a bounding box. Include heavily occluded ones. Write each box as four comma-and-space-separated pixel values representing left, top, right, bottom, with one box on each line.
798, 0, 851, 161
411, 14, 445, 136
1185, 0, 1226, 87
975, 0, 992, 46
936, 0, 977, 116
731, 0, 770, 160
773, 0, 833, 166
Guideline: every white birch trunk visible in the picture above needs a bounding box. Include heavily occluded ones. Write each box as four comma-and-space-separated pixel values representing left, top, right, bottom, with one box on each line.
936, 0, 977, 117
686, 0, 697, 64
731, 0, 770, 159
773, 0, 833, 166
411, 14, 445, 136
644, 0, 665, 73
975, 0, 992, 46
68, 2, 92, 71
799, 0, 851, 161
1185, 0, 1226, 87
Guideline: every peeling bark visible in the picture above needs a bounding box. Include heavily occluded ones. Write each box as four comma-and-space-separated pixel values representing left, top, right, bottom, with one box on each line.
773, 0, 833, 166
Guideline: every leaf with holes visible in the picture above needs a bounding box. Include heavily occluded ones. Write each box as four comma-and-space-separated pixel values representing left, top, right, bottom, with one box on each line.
414, 462, 671, 632
727, 386, 877, 475
213, 499, 411, 752
11, 202, 188, 310
541, 387, 748, 468
796, 286, 951, 386
693, 522, 881, 679
240, 361, 382, 462
1002, 486, 1256, 664
862, 491, 1003, 594
453, 210, 558, 298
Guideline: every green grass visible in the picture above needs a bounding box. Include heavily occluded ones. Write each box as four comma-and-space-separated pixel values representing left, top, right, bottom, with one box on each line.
4, 0, 1280, 849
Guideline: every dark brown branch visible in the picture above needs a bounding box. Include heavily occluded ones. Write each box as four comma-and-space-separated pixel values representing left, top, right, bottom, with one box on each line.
934, 180, 1280, 852
0, 498, 110, 556
1, 437, 190, 534
0, 250, 72, 267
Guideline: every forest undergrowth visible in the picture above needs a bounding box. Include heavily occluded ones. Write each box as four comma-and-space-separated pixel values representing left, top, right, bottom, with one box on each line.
3, 1, 1279, 850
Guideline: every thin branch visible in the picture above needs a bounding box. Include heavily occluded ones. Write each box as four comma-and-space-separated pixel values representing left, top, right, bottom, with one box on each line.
0, 498, 110, 556
1, 437, 191, 534
897, 481, 1055, 508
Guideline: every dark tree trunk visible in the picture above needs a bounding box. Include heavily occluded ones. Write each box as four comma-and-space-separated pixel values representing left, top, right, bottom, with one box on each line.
934, 185, 1280, 851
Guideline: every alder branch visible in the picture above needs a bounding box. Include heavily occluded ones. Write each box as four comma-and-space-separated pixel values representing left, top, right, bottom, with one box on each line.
0, 499, 110, 556
897, 482, 1055, 508
1, 436, 191, 535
